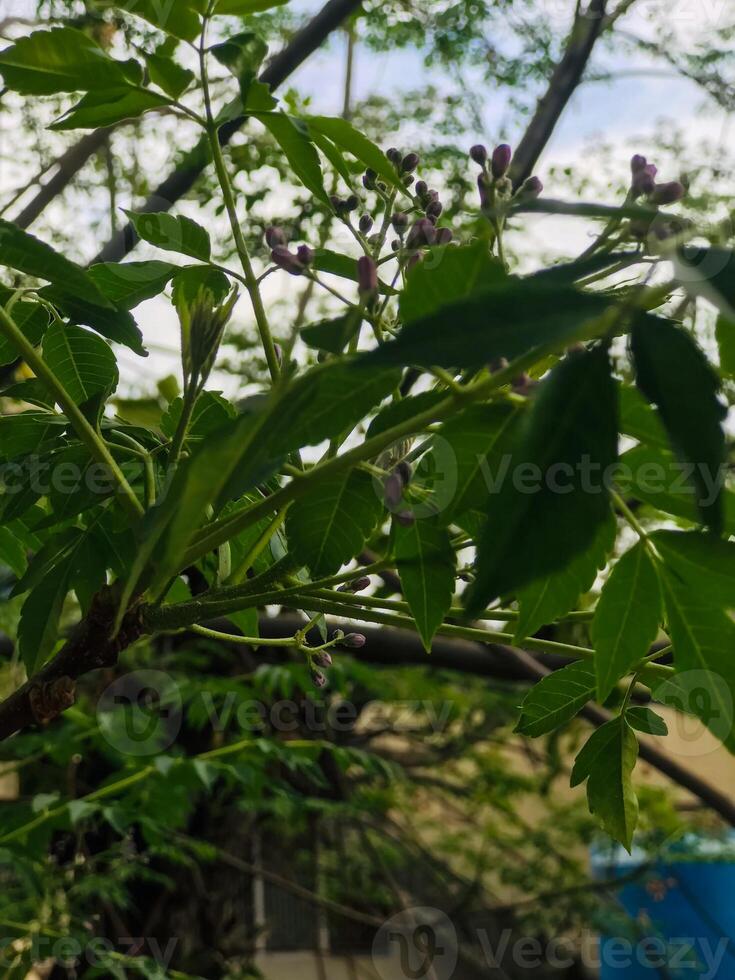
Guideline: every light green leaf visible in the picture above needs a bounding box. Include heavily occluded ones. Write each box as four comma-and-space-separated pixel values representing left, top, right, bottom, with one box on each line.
51, 86, 169, 130
144, 52, 195, 99
43, 321, 119, 406
0, 291, 49, 366
89, 260, 179, 309
395, 516, 456, 651
311, 248, 396, 294
125, 0, 202, 42
256, 113, 328, 204
160, 390, 236, 443
516, 512, 615, 643
618, 382, 669, 450
466, 346, 618, 613
515, 660, 596, 737
286, 468, 382, 577
716, 314, 735, 380
0, 27, 140, 94
305, 116, 404, 193
215, 0, 290, 12
124, 210, 211, 262
400, 241, 505, 323
571, 717, 639, 851
592, 541, 662, 702
631, 315, 726, 532
171, 265, 231, 306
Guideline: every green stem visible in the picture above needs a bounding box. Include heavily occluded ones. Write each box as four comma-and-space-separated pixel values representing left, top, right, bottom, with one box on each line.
227, 503, 290, 585
191, 623, 296, 646
167, 384, 198, 472
200, 34, 281, 384
0, 303, 144, 521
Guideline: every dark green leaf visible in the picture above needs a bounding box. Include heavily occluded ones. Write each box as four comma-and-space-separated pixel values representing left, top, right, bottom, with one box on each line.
0, 527, 27, 577
515, 512, 615, 643
466, 347, 618, 612
0, 412, 68, 461
0, 294, 49, 366
394, 516, 455, 651
306, 116, 404, 194
0, 219, 114, 309
160, 391, 236, 442
124, 211, 211, 262
0, 27, 140, 94
400, 241, 505, 323
570, 717, 639, 850
515, 660, 596, 737
215, 0, 290, 12
42, 322, 118, 406
626, 706, 668, 737
368, 279, 610, 370
286, 468, 382, 576
144, 52, 195, 98
592, 541, 662, 701
674, 247, 735, 320
716, 315, 735, 379
631, 315, 726, 531
311, 248, 396, 294
211, 31, 267, 100
256, 113, 328, 204
51, 87, 169, 130
301, 312, 362, 354
366, 391, 445, 439
38, 285, 146, 355
125, 0, 202, 41
18, 569, 70, 674
89, 260, 178, 309
618, 382, 669, 450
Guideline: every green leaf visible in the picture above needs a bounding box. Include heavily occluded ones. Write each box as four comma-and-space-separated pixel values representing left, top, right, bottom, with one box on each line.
626, 706, 668, 737
366, 391, 445, 439
0, 219, 114, 309
310, 131, 354, 185
515, 512, 615, 643
145, 51, 194, 99
630, 315, 726, 532
716, 314, 735, 380
673, 246, 735, 320
38, 284, 146, 355
400, 241, 505, 322
571, 717, 639, 850
301, 312, 362, 354
368, 278, 610, 369
215, 0, 290, 12
0, 293, 49, 366
18, 568, 70, 675
255, 113, 328, 204
0, 528, 27, 577
171, 265, 231, 306
651, 530, 735, 607
160, 390, 236, 443
51, 86, 169, 130
311, 248, 396, 294
0, 412, 68, 461
435, 403, 520, 523
211, 31, 267, 101
125, 0, 202, 41
394, 516, 456, 651
654, 543, 735, 753
42, 322, 119, 407
305, 116, 404, 194
0, 27, 140, 94
466, 346, 618, 613
89, 260, 179, 309
592, 541, 662, 702
618, 382, 669, 450
286, 468, 382, 577
124, 211, 211, 262
515, 660, 596, 737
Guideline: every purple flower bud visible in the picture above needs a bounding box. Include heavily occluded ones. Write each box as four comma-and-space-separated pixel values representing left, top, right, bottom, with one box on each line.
406, 218, 436, 249
435, 227, 453, 245
491, 143, 512, 179
650, 181, 686, 206
630, 154, 648, 174
363, 169, 377, 190
312, 651, 332, 669
359, 214, 374, 235
330, 194, 343, 212
396, 461, 412, 487
396, 509, 415, 527
265, 226, 287, 248
391, 212, 409, 234
274, 343, 283, 366
519, 176, 543, 199
415, 179, 428, 198
310, 668, 327, 688
342, 633, 366, 649
391, 238, 401, 251
631, 164, 657, 196
470, 144, 488, 167
406, 252, 422, 272
271, 245, 304, 276
296, 244, 314, 266
402, 152, 420, 173
357, 255, 378, 297
403, 174, 415, 188
351, 576, 371, 592
629, 217, 653, 239
384, 471, 403, 509
386, 147, 401, 166
426, 200, 443, 219
345, 194, 359, 212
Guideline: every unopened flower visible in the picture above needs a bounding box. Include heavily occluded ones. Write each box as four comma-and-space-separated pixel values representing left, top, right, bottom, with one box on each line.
415, 179, 428, 198
650, 181, 686, 206
491, 143, 512, 179
631, 164, 657, 196
357, 255, 378, 299
271, 245, 305, 275
478, 172, 492, 209
435, 227, 453, 245
310, 668, 327, 688
426, 199, 443, 219
359, 214, 374, 235
311, 651, 332, 669
518, 176, 543, 199
406, 218, 436, 248
362, 168, 377, 190
386, 147, 402, 166
630, 154, 648, 174
341, 633, 366, 649
265, 226, 287, 248
296, 244, 314, 266
470, 144, 488, 167
396, 509, 415, 527
391, 212, 409, 235
402, 152, 420, 173
384, 471, 403, 508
